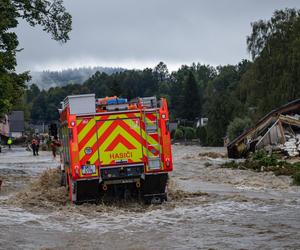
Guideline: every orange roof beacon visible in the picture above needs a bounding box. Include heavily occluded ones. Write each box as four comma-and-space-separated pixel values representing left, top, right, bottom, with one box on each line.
59, 94, 173, 204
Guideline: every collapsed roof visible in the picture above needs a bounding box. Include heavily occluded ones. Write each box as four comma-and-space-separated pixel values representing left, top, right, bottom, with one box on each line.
227, 99, 300, 158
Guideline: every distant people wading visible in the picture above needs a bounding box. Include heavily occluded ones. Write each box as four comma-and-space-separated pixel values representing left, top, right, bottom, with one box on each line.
36, 137, 40, 156
7, 137, 12, 149
51, 137, 61, 158
31, 138, 38, 156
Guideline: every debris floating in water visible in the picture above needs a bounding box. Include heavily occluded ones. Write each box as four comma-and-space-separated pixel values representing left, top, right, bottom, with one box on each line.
198, 152, 227, 159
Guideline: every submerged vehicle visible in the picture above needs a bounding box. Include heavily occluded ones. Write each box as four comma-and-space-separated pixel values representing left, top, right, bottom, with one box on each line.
59, 94, 173, 204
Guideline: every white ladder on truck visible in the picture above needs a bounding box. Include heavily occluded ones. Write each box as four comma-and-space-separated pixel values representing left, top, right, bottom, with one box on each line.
143, 109, 161, 170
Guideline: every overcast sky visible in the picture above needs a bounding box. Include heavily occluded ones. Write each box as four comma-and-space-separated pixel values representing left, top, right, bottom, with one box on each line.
15, 0, 300, 72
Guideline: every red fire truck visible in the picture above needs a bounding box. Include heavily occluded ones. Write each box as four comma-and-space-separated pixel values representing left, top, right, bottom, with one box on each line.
59, 94, 173, 204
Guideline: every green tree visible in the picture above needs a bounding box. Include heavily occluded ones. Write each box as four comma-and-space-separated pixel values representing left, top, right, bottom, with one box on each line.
196, 126, 208, 145
174, 128, 184, 140
247, 9, 300, 60
243, 8, 300, 118
153, 62, 169, 83
181, 71, 201, 120
227, 117, 252, 141
31, 90, 47, 121
183, 127, 196, 140
26, 84, 40, 102
203, 64, 245, 146
110, 79, 122, 96
13, 0, 72, 43
0, 0, 72, 118
205, 93, 235, 146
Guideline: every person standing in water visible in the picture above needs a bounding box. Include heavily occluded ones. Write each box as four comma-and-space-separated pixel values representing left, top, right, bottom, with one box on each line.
7, 137, 12, 149
35, 136, 40, 156
31, 138, 37, 156
50, 136, 61, 158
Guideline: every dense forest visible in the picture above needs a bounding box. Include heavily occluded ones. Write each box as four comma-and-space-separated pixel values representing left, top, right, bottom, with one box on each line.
30, 67, 125, 89
21, 61, 250, 145
13, 8, 300, 146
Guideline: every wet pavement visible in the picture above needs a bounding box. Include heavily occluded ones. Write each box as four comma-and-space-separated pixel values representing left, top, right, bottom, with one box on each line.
0, 145, 299, 250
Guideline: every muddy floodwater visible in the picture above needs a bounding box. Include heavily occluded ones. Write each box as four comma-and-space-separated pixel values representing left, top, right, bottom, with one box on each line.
0, 145, 300, 250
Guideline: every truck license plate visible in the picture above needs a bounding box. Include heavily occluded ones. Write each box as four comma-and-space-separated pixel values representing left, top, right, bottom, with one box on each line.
81, 165, 96, 175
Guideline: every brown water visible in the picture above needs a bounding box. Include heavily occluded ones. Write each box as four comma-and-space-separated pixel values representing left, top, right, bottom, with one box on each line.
0, 145, 300, 250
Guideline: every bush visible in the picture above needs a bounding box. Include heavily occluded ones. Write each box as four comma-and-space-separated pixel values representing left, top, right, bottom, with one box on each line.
227, 117, 252, 141
196, 126, 207, 145
174, 128, 184, 140
183, 127, 196, 140
223, 161, 239, 169
251, 150, 280, 166
170, 129, 176, 139
251, 150, 268, 160
222, 149, 300, 181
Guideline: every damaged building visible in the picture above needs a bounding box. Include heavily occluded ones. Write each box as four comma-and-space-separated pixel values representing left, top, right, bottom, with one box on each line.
227, 99, 300, 158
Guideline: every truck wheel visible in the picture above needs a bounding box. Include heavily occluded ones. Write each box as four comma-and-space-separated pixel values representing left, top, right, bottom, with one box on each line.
151, 196, 162, 204
143, 195, 165, 205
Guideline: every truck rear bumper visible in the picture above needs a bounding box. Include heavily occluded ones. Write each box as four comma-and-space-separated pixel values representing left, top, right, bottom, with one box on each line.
71, 167, 169, 204
100, 164, 144, 181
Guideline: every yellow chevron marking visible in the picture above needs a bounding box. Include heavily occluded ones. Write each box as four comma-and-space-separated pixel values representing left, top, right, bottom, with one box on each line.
77, 119, 95, 143
79, 132, 97, 160
95, 114, 131, 121
75, 113, 161, 168
100, 124, 140, 151
89, 150, 99, 165
141, 128, 159, 147
76, 119, 82, 126
97, 119, 143, 164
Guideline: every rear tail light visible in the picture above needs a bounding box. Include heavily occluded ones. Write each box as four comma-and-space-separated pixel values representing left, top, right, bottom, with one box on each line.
165, 158, 172, 171
166, 159, 170, 167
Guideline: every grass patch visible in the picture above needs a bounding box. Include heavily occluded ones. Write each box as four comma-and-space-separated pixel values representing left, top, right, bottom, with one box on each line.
223, 161, 239, 169
223, 150, 300, 185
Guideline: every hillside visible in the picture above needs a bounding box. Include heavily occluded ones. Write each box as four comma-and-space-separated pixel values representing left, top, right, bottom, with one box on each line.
29, 67, 125, 89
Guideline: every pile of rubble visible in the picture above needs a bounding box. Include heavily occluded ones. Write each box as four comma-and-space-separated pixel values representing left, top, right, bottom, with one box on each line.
280, 135, 300, 157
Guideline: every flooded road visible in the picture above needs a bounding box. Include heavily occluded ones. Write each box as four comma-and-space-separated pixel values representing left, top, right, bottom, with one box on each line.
0, 145, 300, 249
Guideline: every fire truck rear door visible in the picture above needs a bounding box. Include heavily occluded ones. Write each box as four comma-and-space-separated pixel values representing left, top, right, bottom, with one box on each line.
96, 116, 143, 166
